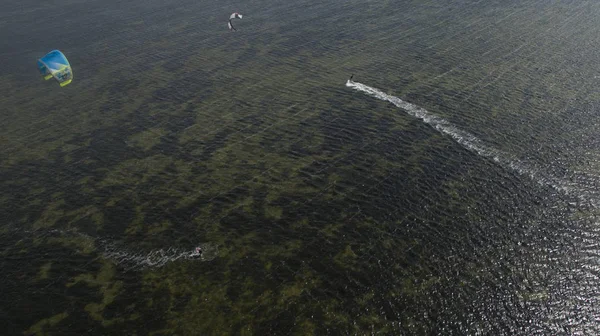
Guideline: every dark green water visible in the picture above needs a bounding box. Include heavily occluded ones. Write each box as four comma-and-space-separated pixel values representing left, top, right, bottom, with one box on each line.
2, 0, 600, 334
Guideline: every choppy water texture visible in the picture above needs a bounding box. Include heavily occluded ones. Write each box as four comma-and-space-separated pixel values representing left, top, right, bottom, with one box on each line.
2, 0, 600, 334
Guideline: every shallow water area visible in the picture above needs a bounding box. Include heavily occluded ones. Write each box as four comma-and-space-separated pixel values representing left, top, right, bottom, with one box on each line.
2, 0, 600, 334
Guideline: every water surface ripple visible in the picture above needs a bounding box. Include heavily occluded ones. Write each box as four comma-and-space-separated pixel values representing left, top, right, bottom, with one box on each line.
1, 0, 600, 334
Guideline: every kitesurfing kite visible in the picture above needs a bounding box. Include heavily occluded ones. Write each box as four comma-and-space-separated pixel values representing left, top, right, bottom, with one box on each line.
228, 12, 243, 31
37, 50, 73, 87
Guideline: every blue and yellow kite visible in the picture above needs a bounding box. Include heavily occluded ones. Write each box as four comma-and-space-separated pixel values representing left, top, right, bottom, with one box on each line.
37, 50, 73, 87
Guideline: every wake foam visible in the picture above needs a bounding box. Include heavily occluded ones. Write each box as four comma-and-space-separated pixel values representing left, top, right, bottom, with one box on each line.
18, 229, 218, 271
101, 241, 218, 271
346, 80, 597, 207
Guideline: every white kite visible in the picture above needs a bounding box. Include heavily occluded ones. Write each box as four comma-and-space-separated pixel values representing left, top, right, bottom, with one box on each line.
228, 12, 243, 31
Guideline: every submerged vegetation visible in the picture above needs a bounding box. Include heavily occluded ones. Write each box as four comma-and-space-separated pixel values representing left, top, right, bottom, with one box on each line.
2, 0, 600, 334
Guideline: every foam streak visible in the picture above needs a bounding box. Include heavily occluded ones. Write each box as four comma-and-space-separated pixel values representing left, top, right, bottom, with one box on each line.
346, 80, 596, 207
102, 242, 217, 271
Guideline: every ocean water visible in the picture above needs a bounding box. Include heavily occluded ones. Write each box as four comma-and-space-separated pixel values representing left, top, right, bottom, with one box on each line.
1, 0, 600, 334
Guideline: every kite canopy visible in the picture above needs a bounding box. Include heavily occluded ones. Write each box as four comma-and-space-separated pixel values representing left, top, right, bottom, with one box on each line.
228, 12, 243, 31
229, 12, 242, 20
37, 50, 73, 87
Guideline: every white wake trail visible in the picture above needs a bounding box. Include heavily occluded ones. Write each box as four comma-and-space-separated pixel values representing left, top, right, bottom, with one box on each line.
19, 229, 218, 271
346, 80, 597, 207
102, 242, 218, 271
